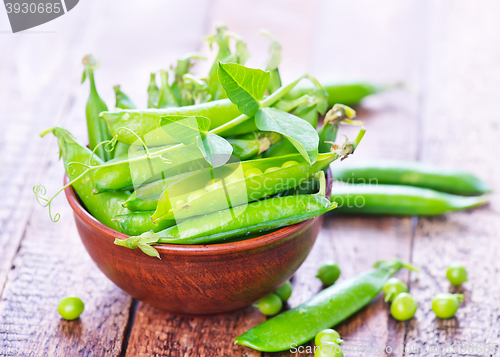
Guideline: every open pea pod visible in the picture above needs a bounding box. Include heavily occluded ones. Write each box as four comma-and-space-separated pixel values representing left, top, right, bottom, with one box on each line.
115, 194, 336, 255
152, 152, 338, 223
121, 132, 281, 211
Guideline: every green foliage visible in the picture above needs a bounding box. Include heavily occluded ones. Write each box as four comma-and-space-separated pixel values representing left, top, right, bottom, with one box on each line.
218, 62, 270, 117
256, 108, 318, 164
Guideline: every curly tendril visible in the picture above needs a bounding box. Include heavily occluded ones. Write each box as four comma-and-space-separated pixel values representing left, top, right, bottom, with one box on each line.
104, 135, 118, 153
33, 169, 90, 223
115, 127, 151, 157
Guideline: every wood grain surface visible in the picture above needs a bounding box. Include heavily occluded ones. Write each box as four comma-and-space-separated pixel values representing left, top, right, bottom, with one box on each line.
0, 0, 499, 356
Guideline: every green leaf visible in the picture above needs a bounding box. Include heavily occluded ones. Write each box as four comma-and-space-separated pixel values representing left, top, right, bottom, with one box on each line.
160, 115, 211, 145
139, 231, 161, 245
218, 62, 270, 117
138, 243, 161, 259
256, 108, 319, 164
197, 132, 233, 167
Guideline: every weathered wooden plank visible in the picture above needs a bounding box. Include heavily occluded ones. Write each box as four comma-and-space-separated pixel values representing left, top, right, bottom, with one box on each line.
0, 2, 135, 355
0, 0, 210, 356
405, 1, 500, 355
125, 304, 264, 357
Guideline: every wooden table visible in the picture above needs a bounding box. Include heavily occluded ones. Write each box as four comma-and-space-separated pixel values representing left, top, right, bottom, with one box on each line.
1, 1, 499, 356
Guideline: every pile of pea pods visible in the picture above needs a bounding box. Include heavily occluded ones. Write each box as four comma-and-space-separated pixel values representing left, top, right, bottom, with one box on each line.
37, 25, 490, 259
37, 25, 377, 257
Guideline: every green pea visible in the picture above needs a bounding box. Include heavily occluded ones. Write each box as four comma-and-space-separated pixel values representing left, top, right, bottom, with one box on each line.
274, 281, 292, 302
432, 293, 463, 319
57, 296, 84, 321
315, 329, 343, 346
265, 166, 281, 173
282, 160, 299, 168
316, 261, 341, 286
224, 170, 243, 183
314, 342, 344, 357
256, 293, 282, 316
205, 179, 223, 192
187, 189, 206, 202
446, 263, 468, 286
245, 168, 263, 178
382, 277, 408, 302
390, 292, 417, 321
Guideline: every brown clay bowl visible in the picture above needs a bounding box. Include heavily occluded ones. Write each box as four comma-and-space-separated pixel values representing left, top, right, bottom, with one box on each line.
64, 169, 332, 316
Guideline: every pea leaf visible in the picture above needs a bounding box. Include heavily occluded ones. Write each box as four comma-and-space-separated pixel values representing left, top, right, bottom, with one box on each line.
255, 108, 319, 164
218, 62, 270, 117
197, 132, 233, 167
160, 115, 211, 145
138, 243, 160, 259
139, 231, 161, 245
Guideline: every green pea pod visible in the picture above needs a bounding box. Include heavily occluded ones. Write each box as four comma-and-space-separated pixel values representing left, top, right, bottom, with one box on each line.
287, 81, 385, 107
112, 211, 174, 236
95, 78, 306, 192
171, 53, 207, 104
157, 70, 179, 108
331, 160, 491, 196
147, 73, 160, 109
39, 127, 130, 230
95, 131, 278, 196
293, 104, 318, 128
81, 55, 113, 161
100, 99, 241, 146
92, 143, 209, 193
261, 29, 282, 94
113, 85, 136, 110
263, 139, 297, 158
122, 169, 201, 211
181, 74, 211, 106
227, 132, 281, 161
122, 132, 278, 212
204, 24, 233, 100
113, 85, 135, 157
152, 152, 338, 223
330, 184, 488, 216
115, 194, 336, 250
234, 259, 417, 352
